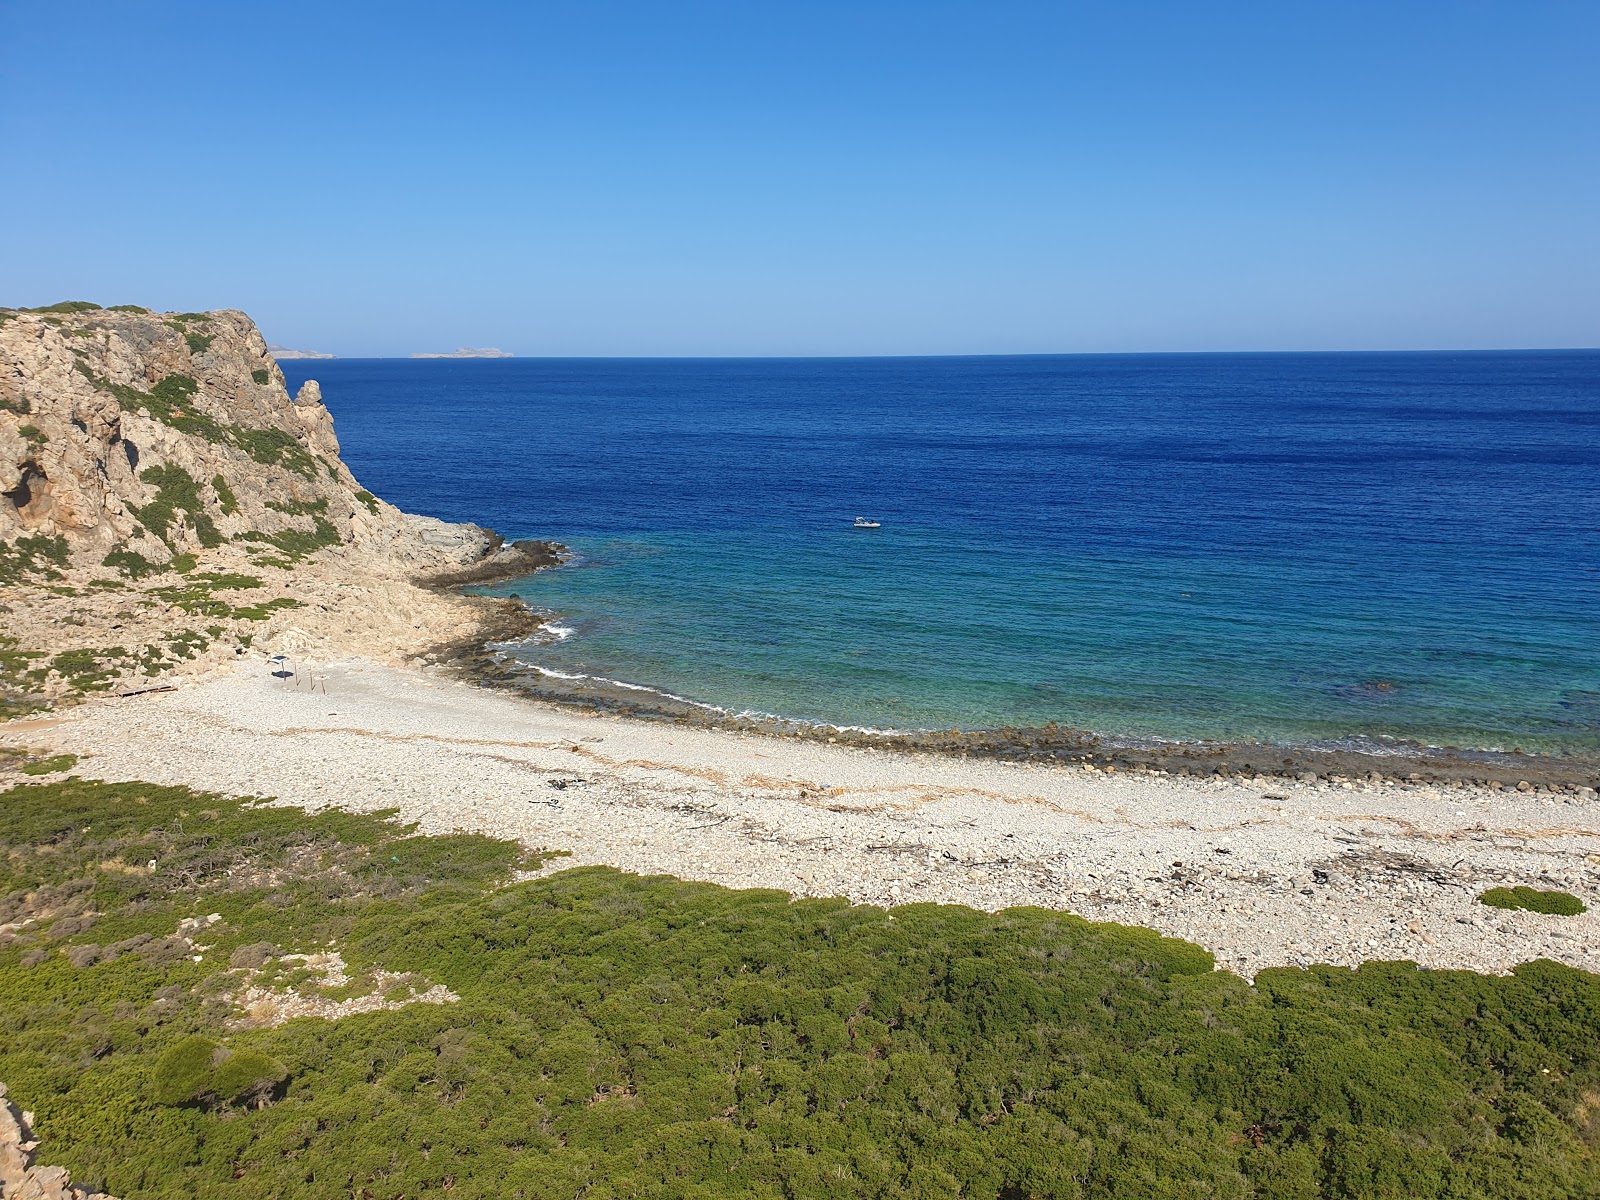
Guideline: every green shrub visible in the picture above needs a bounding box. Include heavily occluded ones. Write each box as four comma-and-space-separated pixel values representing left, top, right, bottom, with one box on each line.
184, 332, 214, 355
264, 497, 328, 516
23, 301, 101, 314
229, 597, 302, 621
17, 423, 47, 447
46, 647, 129, 691
0, 635, 45, 712
354, 489, 380, 514
208, 1047, 288, 1105
232, 426, 319, 479
193, 571, 261, 590
102, 547, 165, 579
239, 514, 341, 562
106, 304, 150, 314
153, 1037, 287, 1108
103, 371, 231, 445
20, 754, 78, 776
1480, 886, 1588, 916
0, 534, 70, 584
251, 369, 270, 385
131, 464, 224, 549
210, 474, 240, 515
148, 573, 272, 621
151, 1035, 222, 1105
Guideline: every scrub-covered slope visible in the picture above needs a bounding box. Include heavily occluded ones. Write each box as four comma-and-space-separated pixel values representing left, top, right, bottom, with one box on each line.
0, 773, 1597, 1199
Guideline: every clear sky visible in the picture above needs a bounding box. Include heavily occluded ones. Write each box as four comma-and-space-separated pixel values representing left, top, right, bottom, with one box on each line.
2, 1, 1596, 356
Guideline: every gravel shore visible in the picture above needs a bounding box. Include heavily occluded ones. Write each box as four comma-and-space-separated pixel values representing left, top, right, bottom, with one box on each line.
6, 658, 1598, 979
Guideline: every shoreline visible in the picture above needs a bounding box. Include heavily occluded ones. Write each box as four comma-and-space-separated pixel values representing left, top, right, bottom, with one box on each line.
5, 656, 1596, 980
446, 626, 1600, 793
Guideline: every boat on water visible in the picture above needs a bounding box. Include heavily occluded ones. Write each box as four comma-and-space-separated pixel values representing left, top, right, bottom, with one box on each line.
852, 516, 881, 528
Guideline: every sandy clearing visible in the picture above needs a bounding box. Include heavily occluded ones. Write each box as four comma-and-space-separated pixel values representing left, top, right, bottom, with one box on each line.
5, 657, 1598, 978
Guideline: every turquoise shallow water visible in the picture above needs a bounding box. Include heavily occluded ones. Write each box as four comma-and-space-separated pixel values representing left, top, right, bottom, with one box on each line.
282, 352, 1600, 757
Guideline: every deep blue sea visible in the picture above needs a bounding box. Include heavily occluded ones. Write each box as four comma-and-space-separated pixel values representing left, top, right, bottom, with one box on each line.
281, 353, 1600, 758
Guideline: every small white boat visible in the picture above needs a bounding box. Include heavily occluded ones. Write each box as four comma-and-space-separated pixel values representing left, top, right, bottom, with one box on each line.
852, 516, 881, 529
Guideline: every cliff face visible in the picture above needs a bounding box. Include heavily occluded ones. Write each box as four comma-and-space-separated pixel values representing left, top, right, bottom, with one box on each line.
0, 304, 489, 569
0, 304, 545, 710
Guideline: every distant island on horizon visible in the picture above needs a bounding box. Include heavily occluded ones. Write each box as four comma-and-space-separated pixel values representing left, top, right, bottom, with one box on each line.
265, 344, 518, 361
410, 347, 514, 359
265, 342, 336, 360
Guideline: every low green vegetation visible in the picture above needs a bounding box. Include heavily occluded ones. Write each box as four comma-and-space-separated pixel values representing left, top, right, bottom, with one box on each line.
232, 426, 320, 478
0, 635, 46, 716
0, 534, 69, 584
211, 474, 241, 515
19, 753, 78, 776
102, 546, 167, 580
226, 596, 301, 621
107, 305, 151, 314
74, 367, 322, 480
133, 628, 223, 676
247, 553, 296, 571
184, 332, 214, 355
22, 301, 102, 314
17, 424, 48, 448
250, 369, 270, 385
264, 497, 328, 516
193, 571, 263, 590
78, 367, 231, 446
131, 464, 224, 549
354, 488, 380, 514
44, 646, 131, 692
239, 513, 341, 563
146, 573, 292, 623
0, 623, 232, 697
152, 1034, 287, 1109
1, 778, 1597, 1199
1481, 886, 1589, 917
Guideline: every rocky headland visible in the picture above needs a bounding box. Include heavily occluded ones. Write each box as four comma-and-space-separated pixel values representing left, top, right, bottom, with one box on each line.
0, 301, 552, 713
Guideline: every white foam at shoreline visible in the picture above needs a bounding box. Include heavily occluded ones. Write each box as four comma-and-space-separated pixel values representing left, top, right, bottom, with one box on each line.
488, 633, 1571, 766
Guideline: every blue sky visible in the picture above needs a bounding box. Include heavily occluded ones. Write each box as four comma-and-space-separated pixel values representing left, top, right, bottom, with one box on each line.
2, 2, 1596, 355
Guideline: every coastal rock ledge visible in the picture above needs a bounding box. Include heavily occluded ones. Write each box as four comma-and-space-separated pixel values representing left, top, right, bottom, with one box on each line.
0, 303, 551, 710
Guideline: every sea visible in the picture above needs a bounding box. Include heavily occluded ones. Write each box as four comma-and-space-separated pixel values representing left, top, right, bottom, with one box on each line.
280, 352, 1600, 761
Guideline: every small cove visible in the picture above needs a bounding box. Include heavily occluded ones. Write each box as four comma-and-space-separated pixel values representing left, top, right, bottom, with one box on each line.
284, 351, 1600, 760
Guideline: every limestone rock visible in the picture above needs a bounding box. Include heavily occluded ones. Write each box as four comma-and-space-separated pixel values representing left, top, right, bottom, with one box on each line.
0, 305, 499, 567
0, 1083, 118, 1200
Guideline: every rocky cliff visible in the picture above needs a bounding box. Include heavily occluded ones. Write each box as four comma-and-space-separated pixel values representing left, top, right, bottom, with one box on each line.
1, 1083, 116, 1200
0, 303, 549, 711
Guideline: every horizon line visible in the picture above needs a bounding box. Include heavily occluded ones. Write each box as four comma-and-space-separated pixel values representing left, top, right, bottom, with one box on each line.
276, 344, 1600, 362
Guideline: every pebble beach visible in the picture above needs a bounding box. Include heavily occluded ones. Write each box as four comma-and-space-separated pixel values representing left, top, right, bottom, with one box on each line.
7, 657, 1598, 980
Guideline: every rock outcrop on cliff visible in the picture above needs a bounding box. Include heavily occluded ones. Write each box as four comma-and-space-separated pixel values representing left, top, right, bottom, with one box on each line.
0, 303, 547, 711
0, 302, 484, 566
1, 1083, 116, 1200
